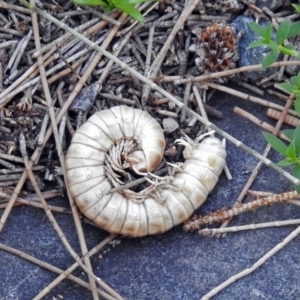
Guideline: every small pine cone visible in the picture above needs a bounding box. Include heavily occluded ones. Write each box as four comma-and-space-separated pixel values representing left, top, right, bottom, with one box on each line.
191, 21, 239, 79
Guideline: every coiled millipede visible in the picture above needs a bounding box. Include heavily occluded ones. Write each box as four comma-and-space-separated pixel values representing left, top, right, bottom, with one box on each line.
65, 105, 227, 237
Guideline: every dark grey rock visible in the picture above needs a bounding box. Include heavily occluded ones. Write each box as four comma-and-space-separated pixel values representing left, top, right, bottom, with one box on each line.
256, 0, 285, 11
2, 83, 300, 300
232, 15, 280, 80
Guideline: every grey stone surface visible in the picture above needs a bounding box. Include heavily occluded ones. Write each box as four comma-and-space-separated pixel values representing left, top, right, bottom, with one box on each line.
232, 15, 280, 80
1, 83, 300, 300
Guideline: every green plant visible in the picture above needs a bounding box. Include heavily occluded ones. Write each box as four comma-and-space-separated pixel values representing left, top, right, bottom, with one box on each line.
292, 1, 300, 14
263, 73, 300, 192
248, 20, 300, 68
72, 0, 152, 22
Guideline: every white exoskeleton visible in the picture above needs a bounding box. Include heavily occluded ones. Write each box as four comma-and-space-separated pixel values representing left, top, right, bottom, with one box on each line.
65, 105, 226, 237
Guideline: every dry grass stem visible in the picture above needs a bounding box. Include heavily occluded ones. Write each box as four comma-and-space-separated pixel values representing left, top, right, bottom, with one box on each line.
16, 0, 300, 187
234, 107, 290, 141
200, 224, 300, 300
199, 219, 300, 237
216, 96, 294, 236
184, 191, 300, 232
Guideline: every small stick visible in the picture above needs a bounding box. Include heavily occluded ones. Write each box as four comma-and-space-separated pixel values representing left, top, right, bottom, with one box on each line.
0, 199, 72, 213
47, 55, 88, 84
37, 112, 49, 146
200, 225, 300, 299
17, 0, 300, 189
33, 234, 121, 300
0, 40, 18, 50
0, 0, 31, 14
98, 30, 133, 84
0, 189, 61, 201
0, 8, 128, 237
141, 0, 200, 106
10, 29, 33, 74
99, 93, 136, 105
5, 30, 31, 72
19, 129, 106, 299
234, 107, 290, 141
31, 17, 100, 58
86, 7, 121, 26
199, 219, 300, 237
156, 62, 300, 84
144, 25, 155, 77
203, 81, 298, 117
0, 166, 44, 174
288, 199, 300, 207
193, 85, 208, 126
180, 81, 192, 123
217, 96, 295, 235
57, 89, 75, 136
0, 180, 20, 187
193, 85, 232, 180
267, 89, 290, 101
30, 5, 100, 297
0, 235, 118, 300
155, 109, 178, 118
0, 158, 15, 170
231, 80, 264, 96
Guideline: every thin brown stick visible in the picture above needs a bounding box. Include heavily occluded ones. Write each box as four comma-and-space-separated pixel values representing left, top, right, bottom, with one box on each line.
33, 234, 120, 300
216, 96, 294, 235
141, 0, 200, 106
19, 132, 101, 282
201, 224, 300, 299
29, 4, 99, 298
203, 81, 299, 117
0, 235, 118, 300
234, 107, 290, 141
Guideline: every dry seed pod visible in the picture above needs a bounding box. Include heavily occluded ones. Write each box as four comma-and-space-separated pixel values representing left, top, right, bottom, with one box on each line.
190, 21, 238, 79
267, 108, 300, 127
65, 106, 226, 237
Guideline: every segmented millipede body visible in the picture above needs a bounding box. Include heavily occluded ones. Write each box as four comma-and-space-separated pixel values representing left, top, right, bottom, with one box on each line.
65, 105, 226, 237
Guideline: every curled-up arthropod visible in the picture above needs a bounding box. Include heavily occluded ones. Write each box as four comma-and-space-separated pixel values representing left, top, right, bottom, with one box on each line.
65, 105, 226, 237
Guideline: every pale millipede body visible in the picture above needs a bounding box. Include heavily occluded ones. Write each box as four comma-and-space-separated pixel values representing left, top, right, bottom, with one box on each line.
65, 105, 227, 237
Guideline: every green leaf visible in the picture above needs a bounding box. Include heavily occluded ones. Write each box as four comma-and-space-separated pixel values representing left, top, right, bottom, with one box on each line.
292, 3, 300, 14
262, 48, 279, 68
295, 96, 300, 116
290, 76, 298, 86
249, 22, 266, 37
282, 129, 295, 141
293, 164, 300, 192
287, 140, 297, 160
287, 21, 300, 39
129, 0, 152, 4
264, 24, 273, 43
296, 71, 300, 88
262, 131, 288, 156
277, 20, 291, 45
248, 41, 266, 48
280, 83, 297, 93
72, 0, 108, 6
294, 125, 300, 155
278, 158, 295, 166
115, 3, 144, 22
